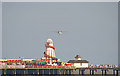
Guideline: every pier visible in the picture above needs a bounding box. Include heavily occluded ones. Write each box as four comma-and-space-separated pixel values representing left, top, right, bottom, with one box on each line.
1, 68, 120, 75
0, 39, 119, 75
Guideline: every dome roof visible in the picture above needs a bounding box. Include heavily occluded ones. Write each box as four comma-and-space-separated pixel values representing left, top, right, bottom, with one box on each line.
75, 55, 81, 58
46, 38, 53, 43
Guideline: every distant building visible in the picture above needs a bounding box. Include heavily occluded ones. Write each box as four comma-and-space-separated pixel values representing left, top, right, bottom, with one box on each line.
67, 55, 89, 68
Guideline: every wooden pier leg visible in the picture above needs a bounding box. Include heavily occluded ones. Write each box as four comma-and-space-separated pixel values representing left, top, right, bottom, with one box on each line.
4, 69, 6, 75
116, 70, 118, 76
26, 69, 28, 75
37, 69, 39, 75
67, 69, 69, 75
79, 69, 80, 75
92, 70, 94, 75
4, 69, 5, 75
15, 69, 16, 75
105, 70, 107, 75
107, 69, 109, 74
48, 69, 50, 75
64, 69, 65, 75
24, 69, 25, 74
2, 69, 3, 75
102, 70, 104, 75
66, 69, 67, 75
58, 69, 60, 75
82, 69, 84, 75
69, 69, 71, 75
65, 69, 66, 75
113, 70, 115, 75
60, 69, 61, 74
60, 69, 63, 74
90, 69, 91, 75
59, 69, 62, 75
42, 69, 44, 75
52, 69, 54, 75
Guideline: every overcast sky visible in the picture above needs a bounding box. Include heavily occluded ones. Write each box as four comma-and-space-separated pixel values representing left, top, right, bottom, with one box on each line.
0, 0, 119, 2
2, 2, 118, 65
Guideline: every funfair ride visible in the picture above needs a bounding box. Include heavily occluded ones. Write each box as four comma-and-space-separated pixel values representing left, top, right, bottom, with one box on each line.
44, 38, 59, 65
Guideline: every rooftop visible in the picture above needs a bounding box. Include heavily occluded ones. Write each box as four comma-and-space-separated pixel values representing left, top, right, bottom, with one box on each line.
75, 55, 81, 58
68, 60, 89, 63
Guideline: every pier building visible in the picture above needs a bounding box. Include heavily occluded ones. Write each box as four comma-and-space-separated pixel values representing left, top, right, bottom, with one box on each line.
68, 55, 89, 68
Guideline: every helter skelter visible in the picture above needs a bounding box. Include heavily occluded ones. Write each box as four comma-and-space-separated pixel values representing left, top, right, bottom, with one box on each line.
44, 38, 58, 65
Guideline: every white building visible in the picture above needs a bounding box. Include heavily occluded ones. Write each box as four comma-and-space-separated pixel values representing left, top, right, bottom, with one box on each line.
68, 55, 89, 68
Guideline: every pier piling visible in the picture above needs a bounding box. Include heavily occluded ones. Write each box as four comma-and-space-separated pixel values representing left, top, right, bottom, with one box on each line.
102, 70, 104, 75
1, 68, 120, 75
105, 70, 107, 75
92, 70, 94, 75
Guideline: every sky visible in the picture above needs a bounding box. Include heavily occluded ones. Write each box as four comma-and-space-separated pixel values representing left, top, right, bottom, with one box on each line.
0, 2, 2, 59
0, 0, 119, 2
2, 2, 118, 65
118, 2, 120, 66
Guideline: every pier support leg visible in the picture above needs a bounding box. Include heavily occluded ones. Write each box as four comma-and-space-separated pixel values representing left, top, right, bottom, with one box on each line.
15, 69, 16, 75
113, 70, 115, 75
105, 70, 107, 75
90, 69, 91, 75
71, 69, 73, 74
92, 70, 94, 75
69, 69, 71, 75
48, 69, 50, 75
60, 69, 62, 75
81, 69, 84, 75
65, 69, 67, 75
102, 70, 104, 75
42, 69, 44, 75
37, 69, 39, 75
58, 69, 60, 75
79, 69, 80, 75
53, 69, 55, 75
116, 70, 118, 76
107, 69, 109, 74
3, 69, 5, 75
64, 69, 65, 75
1, 69, 3, 75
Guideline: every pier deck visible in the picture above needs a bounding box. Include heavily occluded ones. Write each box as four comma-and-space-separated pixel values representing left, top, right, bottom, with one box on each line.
0, 68, 120, 75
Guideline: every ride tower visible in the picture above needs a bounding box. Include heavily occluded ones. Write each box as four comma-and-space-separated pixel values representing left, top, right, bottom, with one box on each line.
44, 38, 58, 65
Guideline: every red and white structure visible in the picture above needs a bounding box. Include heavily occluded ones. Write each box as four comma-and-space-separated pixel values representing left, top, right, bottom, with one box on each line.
44, 38, 56, 64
